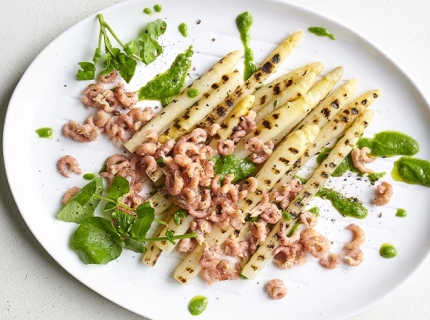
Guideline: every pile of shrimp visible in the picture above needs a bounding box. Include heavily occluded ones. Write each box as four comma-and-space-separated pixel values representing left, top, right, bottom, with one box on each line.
57, 71, 393, 300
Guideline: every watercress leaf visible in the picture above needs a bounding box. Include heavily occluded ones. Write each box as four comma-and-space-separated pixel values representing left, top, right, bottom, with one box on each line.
124, 39, 139, 56
115, 52, 137, 83
72, 216, 122, 264
108, 175, 130, 200
56, 177, 104, 223
130, 202, 155, 240
147, 19, 167, 37
165, 230, 176, 245
122, 237, 146, 253
76, 62, 96, 80
139, 33, 163, 64
174, 209, 187, 226
135, 202, 155, 219
103, 201, 116, 212
112, 209, 137, 235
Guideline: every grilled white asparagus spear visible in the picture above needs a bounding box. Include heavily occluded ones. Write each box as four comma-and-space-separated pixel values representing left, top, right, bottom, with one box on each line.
173, 124, 319, 284
240, 109, 375, 280
158, 69, 244, 143
276, 89, 380, 187
234, 66, 343, 159
195, 32, 302, 130
251, 62, 323, 118
253, 66, 323, 124
125, 50, 242, 152
142, 204, 179, 266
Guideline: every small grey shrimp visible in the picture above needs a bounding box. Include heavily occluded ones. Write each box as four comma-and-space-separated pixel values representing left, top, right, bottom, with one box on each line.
57, 155, 83, 178
116, 113, 135, 131
243, 177, 258, 193
300, 211, 318, 228
136, 142, 157, 156
344, 224, 365, 250
372, 181, 393, 206
303, 235, 331, 258
208, 123, 221, 136
128, 107, 154, 123
244, 137, 264, 153
141, 155, 158, 174
344, 248, 364, 266
351, 147, 374, 174
93, 110, 111, 131
62, 186, 81, 204
260, 203, 282, 224
217, 139, 235, 156
251, 151, 270, 164
177, 142, 200, 157
266, 279, 287, 300
188, 128, 207, 144
320, 253, 341, 269
98, 70, 118, 84
278, 221, 301, 246
62, 121, 91, 143
114, 83, 138, 108
249, 220, 269, 243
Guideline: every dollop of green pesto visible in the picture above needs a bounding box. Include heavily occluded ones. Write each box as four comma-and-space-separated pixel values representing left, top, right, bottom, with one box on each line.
35, 127, 53, 139
396, 208, 407, 218
236, 12, 257, 80
211, 154, 256, 183
308, 26, 336, 40
188, 295, 208, 316
83, 173, 97, 180
392, 157, 430, 187
187, 88, 199, 98
143, 7, 152, 15
153, 4, 162, 12
357, 131, 419, 157
379, 243, 397, 259
138, 46, 193, 106
316, 188, 368, 219
178, 23, 188, 37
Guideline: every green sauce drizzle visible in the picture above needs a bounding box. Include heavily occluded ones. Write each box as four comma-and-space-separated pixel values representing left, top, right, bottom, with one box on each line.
188, 295, 208, 316
316, 148, 359, 177
368, 172, 386, 184
187, 88, 199, 98
211, 154, 256, 183
35, 127, 53, 139
154, 4, 162, 12
138, 46, 193, 106
308, 26, 336, 40
83, 173, 97, 180
379, 243, 397, 259
236, 12, 257, 80
357, 131, 419, 157
308, 206, 320, 217
316, 188, 368, 219
143, 7, 152, 15
178, 23, 188, 37
392, 157, 430, 187
396, 208, 407, 218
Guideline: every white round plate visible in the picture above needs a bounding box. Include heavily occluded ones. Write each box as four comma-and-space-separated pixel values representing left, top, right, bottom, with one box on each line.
4, 0, 430, 319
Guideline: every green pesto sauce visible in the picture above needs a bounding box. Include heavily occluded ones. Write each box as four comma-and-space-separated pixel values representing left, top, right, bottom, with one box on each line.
308, 206, 320, 217
379, 243, 397, 259
178, 23, 188, 37
368, 171, 386, 184
357, 131, 419, 157
211, 154, 256, 183
392, 157, 430, 187
143, 7, 152, 15
308, 26, 336, 40
35, 127, 53, 139
236, 12, 257, 80
187, 88, 199, 98
316, 188, 368, 219
396, 208, 407, 218
154, 4, 162, 12
138, 46, 193, 106
83, 173, 97, 180
316, 148, 360, 177
188, 295, 208, 316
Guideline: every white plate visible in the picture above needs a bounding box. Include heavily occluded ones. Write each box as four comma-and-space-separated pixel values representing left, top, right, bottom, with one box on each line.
4, 0, 430, 319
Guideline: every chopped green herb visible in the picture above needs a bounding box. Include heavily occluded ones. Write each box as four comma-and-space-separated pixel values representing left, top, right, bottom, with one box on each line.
308, 26, 336, 40
211, 154, 257, 183
35, 127, 53, 139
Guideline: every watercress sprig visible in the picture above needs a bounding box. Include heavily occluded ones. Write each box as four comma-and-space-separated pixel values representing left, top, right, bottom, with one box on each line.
57, 175, 195, 264
76, 14, 167, 83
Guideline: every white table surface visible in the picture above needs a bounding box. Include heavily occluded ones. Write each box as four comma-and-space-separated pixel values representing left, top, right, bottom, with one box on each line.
1, 0, 429, 319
